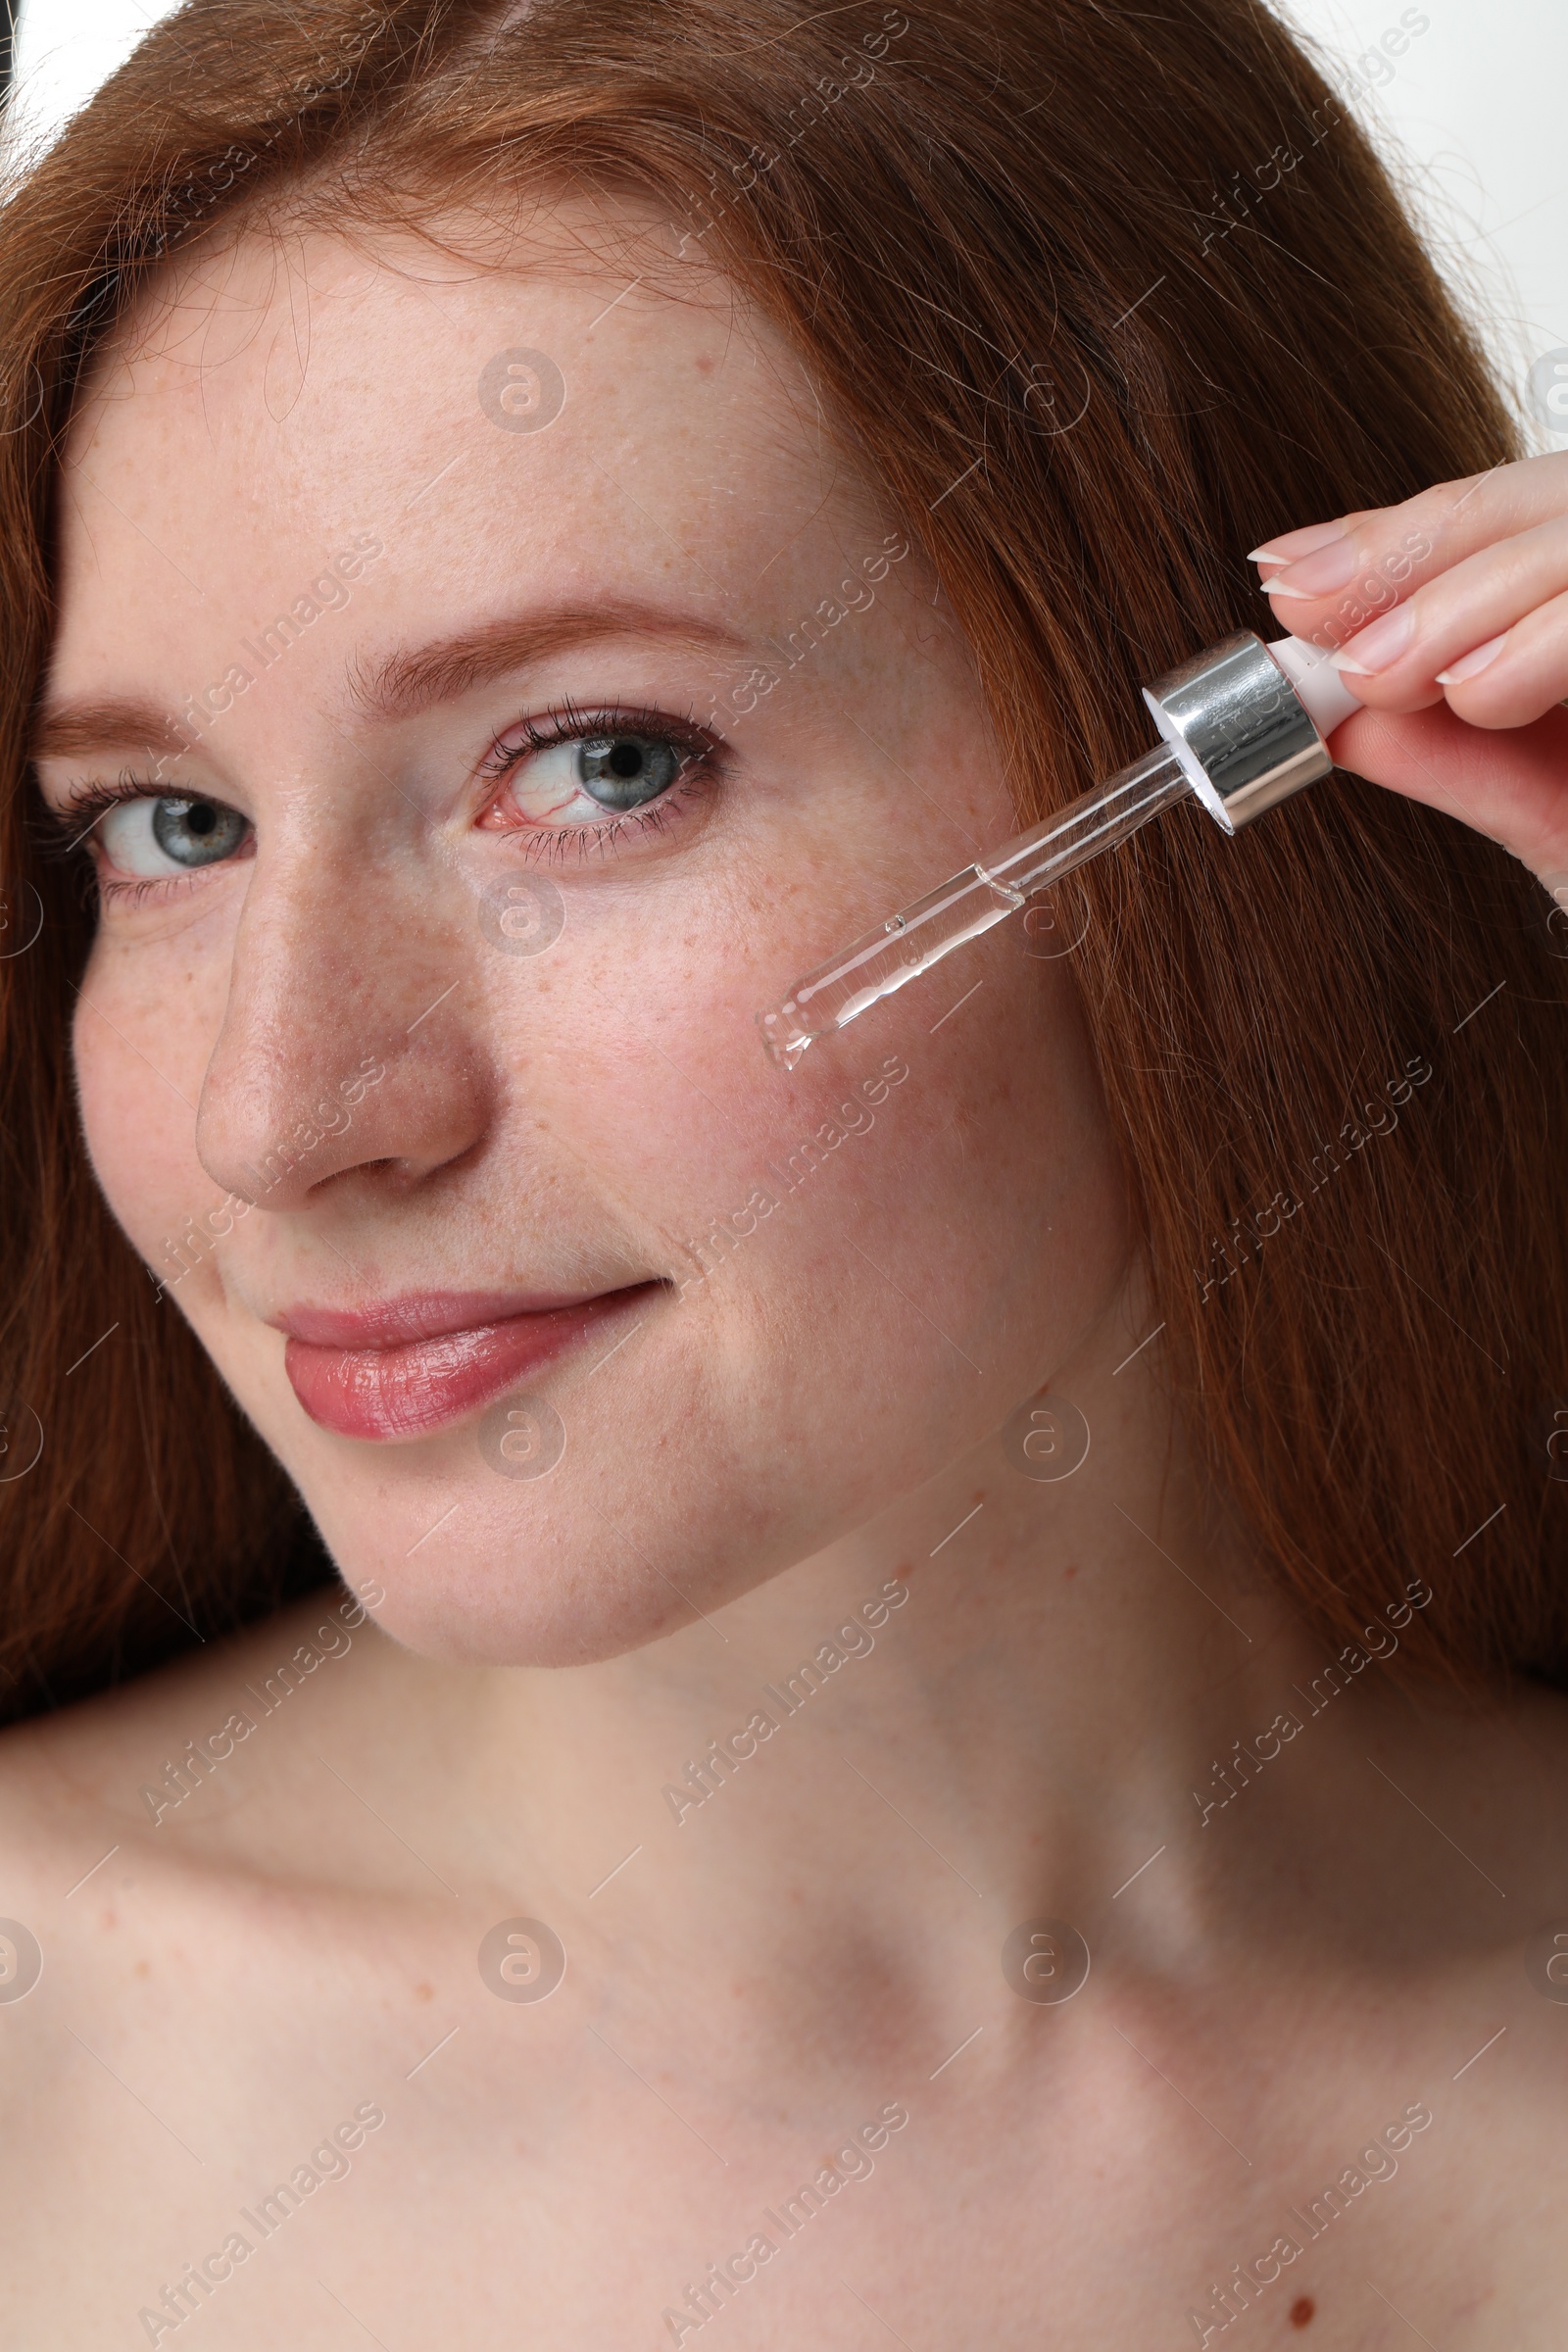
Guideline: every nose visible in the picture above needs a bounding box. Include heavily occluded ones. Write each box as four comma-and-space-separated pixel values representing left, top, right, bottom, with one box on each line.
195, 831, 489, 1210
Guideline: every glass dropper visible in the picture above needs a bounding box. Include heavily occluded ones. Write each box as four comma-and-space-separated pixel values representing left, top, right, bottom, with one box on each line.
758, 628, 1361, 1070
758, 743, 1189, 1069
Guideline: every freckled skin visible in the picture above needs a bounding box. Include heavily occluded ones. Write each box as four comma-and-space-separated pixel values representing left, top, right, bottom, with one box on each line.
43, 202, 1122, 1667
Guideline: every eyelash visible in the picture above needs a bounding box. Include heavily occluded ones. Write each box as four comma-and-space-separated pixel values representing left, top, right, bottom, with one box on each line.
43, 702, 726, 900
473, 698, 724, 864
43, 770, 231, 909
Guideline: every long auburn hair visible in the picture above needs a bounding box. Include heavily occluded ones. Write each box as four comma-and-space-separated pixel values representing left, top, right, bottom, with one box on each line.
0, 0, 1562, 1719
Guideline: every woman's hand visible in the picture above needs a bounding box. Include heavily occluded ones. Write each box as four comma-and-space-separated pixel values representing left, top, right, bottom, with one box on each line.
1251, 450, 1568, 892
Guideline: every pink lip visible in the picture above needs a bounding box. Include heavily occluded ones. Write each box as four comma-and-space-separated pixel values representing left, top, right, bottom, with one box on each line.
278, 1285, 660, 1442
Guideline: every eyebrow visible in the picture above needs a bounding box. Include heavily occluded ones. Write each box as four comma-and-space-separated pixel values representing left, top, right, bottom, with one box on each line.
348, 603, 750, 724
29, 601, 751, 763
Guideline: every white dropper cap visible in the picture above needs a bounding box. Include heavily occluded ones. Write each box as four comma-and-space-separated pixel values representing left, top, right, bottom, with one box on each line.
1266, 634, 1363, 739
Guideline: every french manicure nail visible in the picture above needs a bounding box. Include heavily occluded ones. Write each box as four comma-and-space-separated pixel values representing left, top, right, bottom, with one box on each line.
1328, 604, 1416, 676
1259, 577, 1310, 600
1247, 518, 1350, 565
1269, 536, 1359, 596
1435, 630, 1509, 685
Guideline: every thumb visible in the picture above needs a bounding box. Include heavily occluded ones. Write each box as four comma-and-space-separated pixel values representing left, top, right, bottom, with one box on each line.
1323, 701, 1568, 882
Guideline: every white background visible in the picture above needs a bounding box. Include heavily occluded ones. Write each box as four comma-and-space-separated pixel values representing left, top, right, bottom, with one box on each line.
9, 0, 1567, 442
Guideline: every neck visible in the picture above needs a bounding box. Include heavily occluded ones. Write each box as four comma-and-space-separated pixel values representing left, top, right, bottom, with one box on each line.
376, 1290, 1352, 2063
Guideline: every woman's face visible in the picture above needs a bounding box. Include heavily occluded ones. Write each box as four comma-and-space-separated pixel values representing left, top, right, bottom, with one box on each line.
37, 203, 1131, 1664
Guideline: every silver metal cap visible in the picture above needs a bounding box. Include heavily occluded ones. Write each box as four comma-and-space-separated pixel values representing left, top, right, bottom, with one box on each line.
1140, 629, 1333, 836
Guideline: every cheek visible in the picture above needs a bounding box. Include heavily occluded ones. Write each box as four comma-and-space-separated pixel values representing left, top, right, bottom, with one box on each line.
73, 939, 223, 1266
539, 884, 1124, 1448
851, 921, 1128, 1395
284, 887, 1122, 1669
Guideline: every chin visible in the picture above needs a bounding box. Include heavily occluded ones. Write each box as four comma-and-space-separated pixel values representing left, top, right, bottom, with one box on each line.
327, 1512, 739, 1670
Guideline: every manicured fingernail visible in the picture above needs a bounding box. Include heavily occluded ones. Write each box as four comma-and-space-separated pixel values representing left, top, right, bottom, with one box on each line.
1247, 518, 1349, 564
1259, 576, 1311, 600
1268, 535, 1359, 596
1435, 630, 1509, 685
1328, 604, 1416, 676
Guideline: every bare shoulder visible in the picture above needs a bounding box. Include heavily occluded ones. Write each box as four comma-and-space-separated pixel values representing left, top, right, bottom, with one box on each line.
0, 1583, 463, 2151
0, 1585, 410, 2003
0, 1584, 384, 1833
0, 1592, 485, 2348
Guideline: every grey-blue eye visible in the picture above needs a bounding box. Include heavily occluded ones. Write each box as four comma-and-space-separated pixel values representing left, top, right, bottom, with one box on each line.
151, 797, 250, 866
573, 733, 684, 811
97, 793, 252, 878
487, 720, 704, 837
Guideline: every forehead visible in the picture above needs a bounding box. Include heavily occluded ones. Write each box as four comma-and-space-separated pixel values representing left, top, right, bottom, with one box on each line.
52, 198, 873, 669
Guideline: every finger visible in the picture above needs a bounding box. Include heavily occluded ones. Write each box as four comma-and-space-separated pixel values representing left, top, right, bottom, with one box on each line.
1435, 584, 1568, 730
1246, 514, 1368, 565
1299, 513, 1568, 718
1247, 505, 1386, 581
1325, 700, 1568, 881
1250, 451, 1568, 637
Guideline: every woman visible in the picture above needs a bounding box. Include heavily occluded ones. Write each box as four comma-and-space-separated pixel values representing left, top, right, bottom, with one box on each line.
0, 0, 1564, 2341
